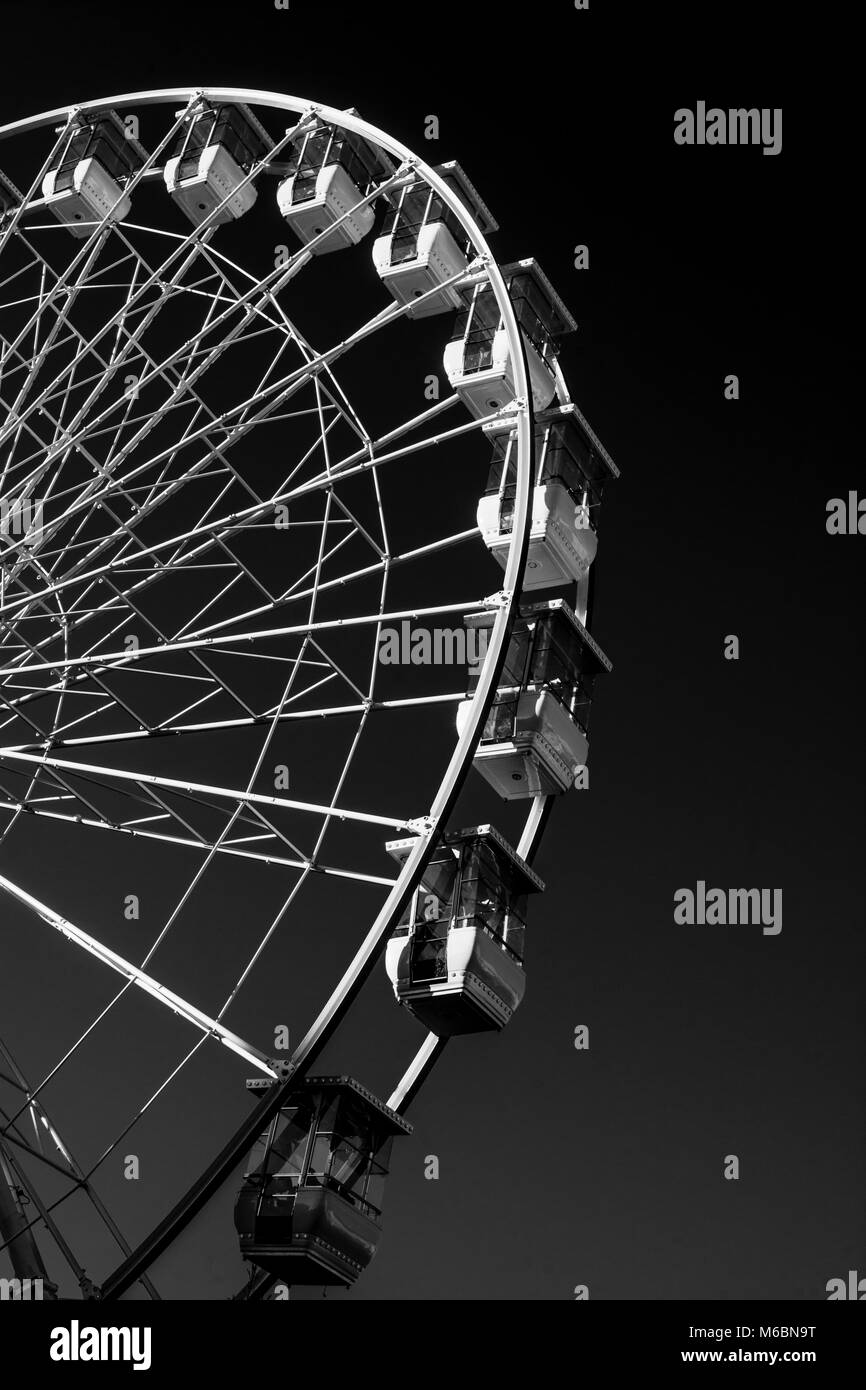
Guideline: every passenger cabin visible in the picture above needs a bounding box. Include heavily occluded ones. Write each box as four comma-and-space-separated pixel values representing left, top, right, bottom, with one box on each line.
164, 102, 271, 227
456, 601, 611, 799
443, 259, 575, 418
277, 116, 393, 253
234, 1076, 411, 1287
41, 112, 145, 237
385, 825, 543, 1035
372, 161, 497, 318
479, 404, 619, 590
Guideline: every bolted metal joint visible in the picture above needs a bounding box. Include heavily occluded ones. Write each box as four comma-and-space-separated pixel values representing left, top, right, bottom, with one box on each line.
481, 589, 512, 609
405, 815, 435, 836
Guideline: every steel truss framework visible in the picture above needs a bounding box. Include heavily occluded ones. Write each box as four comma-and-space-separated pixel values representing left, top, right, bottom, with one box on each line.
0, 88, 569, 1300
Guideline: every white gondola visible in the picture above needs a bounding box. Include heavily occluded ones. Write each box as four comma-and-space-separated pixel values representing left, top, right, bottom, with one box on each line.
443, 259, 575, 418
41, 112, 145, 237
164, 103, 271, 227
372, 161, 497, 318
385, 826, 543, 1036
456, 601, 611, 799
277, 117, 392, 254
478, 404, 619, 590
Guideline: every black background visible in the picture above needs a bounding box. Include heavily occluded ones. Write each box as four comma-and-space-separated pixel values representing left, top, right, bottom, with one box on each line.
0, 0, 861, 1304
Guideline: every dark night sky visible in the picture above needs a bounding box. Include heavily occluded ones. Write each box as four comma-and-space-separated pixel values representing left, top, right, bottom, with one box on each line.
0, 1, 861, 1302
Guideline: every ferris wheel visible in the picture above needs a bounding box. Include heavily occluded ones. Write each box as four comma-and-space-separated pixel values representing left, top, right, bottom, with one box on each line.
0, 88, 618, 1300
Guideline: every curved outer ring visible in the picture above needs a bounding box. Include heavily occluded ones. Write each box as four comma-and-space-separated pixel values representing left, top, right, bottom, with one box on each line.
0, 88, 537, 1296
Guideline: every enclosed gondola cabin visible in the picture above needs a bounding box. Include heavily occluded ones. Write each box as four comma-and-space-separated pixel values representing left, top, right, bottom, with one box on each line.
164, 103, 271, 227
443, 259, 575, 418
479, 404, 620, 590
277, 117, 393, 253
41, 112, 145, 237
385, 826, 543, 1035
456, 601, 611, 799
372, 161, 497, 317
234, 1076, 410, 1287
